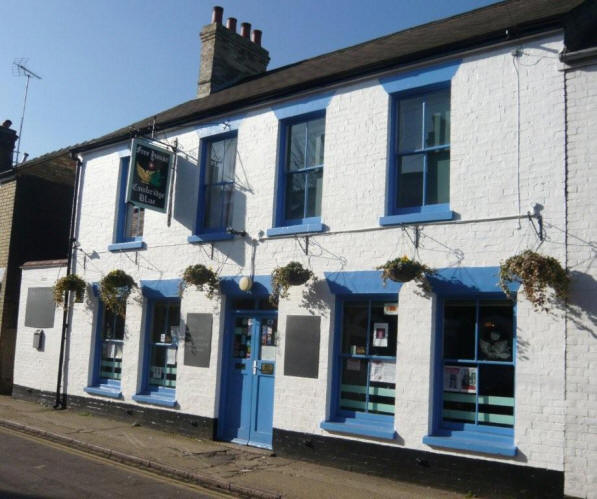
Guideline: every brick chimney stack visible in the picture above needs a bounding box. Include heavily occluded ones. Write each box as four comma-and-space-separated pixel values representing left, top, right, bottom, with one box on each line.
197, 6, 270, 98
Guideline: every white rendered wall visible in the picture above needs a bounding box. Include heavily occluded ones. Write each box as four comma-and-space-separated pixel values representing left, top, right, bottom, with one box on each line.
13, 34, 577, 475
564, 61, 597, 499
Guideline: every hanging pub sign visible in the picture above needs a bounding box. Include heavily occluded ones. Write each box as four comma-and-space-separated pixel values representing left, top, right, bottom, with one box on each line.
126, 138, 174, 213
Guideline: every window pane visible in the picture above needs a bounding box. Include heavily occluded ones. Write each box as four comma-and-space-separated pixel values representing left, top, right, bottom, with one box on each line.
397, 154, 424, 208
125, 205, 144, 238
152, 303, 167, 343
369, 302, 397, 357
426, 150, 450, 205
306, 117, 325, 167
425, 89, 450, 148
398, 95, 423, 152
342, 302, 368, 355
478, 301, 513, 362
285, 172, 306, 221
443, 301, 475, 360
340, 358, 367, 412
205, 183, 233, 230
232, 316, 252, 359
287, 123, 306, 171
221, 137, 237, 182
305, 168, 323, 218
478, 365, 514, 428
207, 140, 224, 184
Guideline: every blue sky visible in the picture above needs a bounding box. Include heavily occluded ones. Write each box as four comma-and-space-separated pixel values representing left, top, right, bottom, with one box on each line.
1, 0, 499, 161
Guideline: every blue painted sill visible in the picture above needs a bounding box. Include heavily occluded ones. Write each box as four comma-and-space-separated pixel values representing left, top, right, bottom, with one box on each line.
266, 222, 324, 237
132, 393, 177, 408
188, 232, 234, 244
423, 431, 516, 457
320, 420, 396, 441
380, 209, 453, 226
108, 240, 146, 252
84, 385, 122, 399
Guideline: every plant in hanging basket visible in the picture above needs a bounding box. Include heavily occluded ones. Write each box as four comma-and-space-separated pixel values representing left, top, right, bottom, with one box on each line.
182, 264, 219, 299
377, 256, 434, 290
53, 274, 87, 305
271, 261, 314, 303
99, 270, 137, 317
499, 250, 569, 311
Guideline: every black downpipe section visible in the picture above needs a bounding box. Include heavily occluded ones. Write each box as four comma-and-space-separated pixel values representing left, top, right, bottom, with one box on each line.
54, 153, 82, 409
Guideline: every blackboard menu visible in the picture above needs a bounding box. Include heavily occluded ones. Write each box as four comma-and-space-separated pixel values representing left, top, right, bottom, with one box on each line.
184, 313, 213, 368
284, 315, 321, 379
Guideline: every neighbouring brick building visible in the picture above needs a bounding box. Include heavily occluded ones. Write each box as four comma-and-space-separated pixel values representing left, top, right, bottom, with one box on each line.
10, 1, 597, 497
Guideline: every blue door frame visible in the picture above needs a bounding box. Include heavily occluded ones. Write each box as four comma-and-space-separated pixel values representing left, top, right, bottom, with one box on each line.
218, 308, 277, 449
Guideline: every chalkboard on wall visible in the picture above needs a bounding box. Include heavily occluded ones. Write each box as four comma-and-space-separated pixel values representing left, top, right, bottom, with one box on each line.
284, 315, 321, 379
25, 287, 55, 328
184, 313, 213, 368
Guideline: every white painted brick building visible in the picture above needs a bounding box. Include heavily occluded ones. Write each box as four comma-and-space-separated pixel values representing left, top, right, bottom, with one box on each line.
12, 1, 597, 497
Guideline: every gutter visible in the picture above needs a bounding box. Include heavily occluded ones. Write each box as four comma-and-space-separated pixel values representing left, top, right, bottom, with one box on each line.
560, 46, 597, 63
54, 152, 83, 409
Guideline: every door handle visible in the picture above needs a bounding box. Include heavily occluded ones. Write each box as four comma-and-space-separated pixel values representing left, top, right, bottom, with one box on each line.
252, 360, 257, 375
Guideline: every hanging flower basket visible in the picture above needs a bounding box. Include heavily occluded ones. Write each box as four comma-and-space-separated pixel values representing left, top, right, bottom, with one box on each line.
377, 256, 434, 292
182, 264, 219, 299
271, 262, 314, 303
499, 250, 569, 311
99, 270, 137, 317
53, 274, 86, 305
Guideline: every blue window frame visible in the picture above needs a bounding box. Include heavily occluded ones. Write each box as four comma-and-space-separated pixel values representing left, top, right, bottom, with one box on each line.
109, 156, 145, 251
84, 302, 125, 399
380, 60, 459, 226
267, 111, 325, 237
190, 132, 237, 243
424, 294, 517, 456
133, 298, 180, 407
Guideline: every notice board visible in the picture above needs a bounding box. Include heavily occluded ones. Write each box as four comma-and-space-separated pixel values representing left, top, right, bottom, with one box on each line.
284, 315, 321, 379
25, 287, 55, 328
184, 313, 213, 368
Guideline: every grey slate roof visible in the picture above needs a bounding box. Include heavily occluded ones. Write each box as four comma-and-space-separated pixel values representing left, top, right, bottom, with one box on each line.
42, 0, 588, 156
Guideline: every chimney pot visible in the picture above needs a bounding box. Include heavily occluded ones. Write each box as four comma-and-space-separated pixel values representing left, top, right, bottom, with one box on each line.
226, 17, 237, 32
251, 29, 262, 46
240, 22, 251, 38
211, 6, 223, 24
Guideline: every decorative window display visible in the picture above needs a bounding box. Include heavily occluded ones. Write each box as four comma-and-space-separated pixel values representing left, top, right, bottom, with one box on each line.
441, 299, 515, 430
337, 300, 397, 416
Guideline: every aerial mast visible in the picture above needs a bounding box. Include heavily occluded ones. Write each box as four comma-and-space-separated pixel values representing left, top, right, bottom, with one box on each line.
12, 58, 42, 165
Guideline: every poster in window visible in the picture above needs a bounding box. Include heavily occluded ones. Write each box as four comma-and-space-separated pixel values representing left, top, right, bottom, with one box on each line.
372, 322, 388, 347
370, 361, 396, 383
444, 366, 477, 393
127, 138, 174, 213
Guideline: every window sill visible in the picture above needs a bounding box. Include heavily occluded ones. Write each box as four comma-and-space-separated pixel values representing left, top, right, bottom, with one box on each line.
187, 232, 234, 244
380, 210, 453, 226
320, 419, 396, 440
132, 393, 177, 408
266, 222, 324, 237
84, 385, 122, 399
108, 240, 146, 252
423, 430, 516, 457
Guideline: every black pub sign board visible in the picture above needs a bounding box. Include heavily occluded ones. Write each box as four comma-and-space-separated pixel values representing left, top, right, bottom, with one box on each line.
127, 138, 174, 213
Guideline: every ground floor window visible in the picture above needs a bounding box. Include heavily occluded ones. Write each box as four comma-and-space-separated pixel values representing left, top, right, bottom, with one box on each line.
441, 299, 515, 431
337, 299, 397, 417
99, 306, 124, 382
148, 301, 180, 389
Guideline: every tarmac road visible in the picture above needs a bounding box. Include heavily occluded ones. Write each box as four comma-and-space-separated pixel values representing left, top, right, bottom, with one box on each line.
0, 427, 230, 498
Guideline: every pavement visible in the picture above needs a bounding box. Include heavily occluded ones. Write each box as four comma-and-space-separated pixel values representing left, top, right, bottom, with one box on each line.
0, 395, 462, 498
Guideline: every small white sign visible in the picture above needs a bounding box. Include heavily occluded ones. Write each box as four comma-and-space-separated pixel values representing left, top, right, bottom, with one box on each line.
167, 348, 177, 365
370, 361, 396, 383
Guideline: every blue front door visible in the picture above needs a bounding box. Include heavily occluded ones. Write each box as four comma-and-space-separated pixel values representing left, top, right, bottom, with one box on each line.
220, 312, 277, 449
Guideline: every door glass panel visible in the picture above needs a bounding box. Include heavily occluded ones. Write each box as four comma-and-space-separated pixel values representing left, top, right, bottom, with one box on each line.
232, 316, 252, 359
259, 318, 277, 362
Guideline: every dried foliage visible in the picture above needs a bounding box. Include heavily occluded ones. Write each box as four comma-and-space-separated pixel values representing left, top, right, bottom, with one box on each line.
271, 262, 314, 303
499, 250, 569, 311
377, 256, 434, 292
53, 274, 86, 305
182, 264, 219, 299
99, 270, 137, 317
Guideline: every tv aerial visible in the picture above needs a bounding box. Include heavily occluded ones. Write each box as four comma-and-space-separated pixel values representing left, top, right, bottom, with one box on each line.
12, 58, 42, 165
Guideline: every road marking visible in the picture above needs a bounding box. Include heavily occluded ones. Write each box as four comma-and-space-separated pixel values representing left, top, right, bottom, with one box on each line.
0, 426, 232, 498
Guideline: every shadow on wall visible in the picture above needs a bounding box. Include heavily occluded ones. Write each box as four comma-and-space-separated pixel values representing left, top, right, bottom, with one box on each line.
173, 157, 199, 232
567, 270, 597, 339
217, 190, 247, 268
